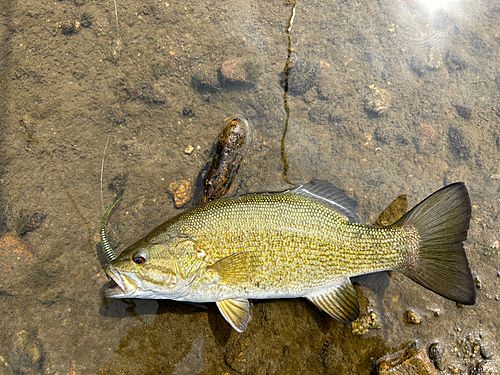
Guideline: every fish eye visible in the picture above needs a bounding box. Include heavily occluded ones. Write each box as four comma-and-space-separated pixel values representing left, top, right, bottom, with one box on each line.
132, 251, 148, 265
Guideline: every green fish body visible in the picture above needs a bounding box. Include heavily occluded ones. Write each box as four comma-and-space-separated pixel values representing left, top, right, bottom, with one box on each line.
104, 181, 475, 332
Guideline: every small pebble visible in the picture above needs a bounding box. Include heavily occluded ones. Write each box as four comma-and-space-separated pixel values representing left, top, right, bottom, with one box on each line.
473, 275, 482, 289
18, 212, 47, 237
60, 19, 81, 35
8, 330, 44, 374
79, 13, 93, 28
365, 84, 390, 115
453, 104, 472, 120
184, 145, 194, 155
404, 309, 422, 324
428, 342, 446, 371
167, 180, 192, 208
447, 126, 470, 160
351, 310, 382, 335
480, 344, 493, 360
108, 174, 128, 197
181, 107, 195, 117
445, 50, 467, 73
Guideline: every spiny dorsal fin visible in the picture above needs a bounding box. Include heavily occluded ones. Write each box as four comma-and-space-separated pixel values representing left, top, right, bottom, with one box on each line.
306, 278, 360, 322
208, 251, 260, 285
292, 180, 360, 223
216, 299, 252, 332
375, 194, 408, 226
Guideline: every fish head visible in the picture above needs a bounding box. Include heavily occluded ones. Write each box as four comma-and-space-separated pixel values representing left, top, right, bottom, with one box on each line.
105, 234, 204, 300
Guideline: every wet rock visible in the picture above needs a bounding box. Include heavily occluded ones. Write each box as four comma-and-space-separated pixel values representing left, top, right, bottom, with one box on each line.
428, 342, 446, 371
473, 275, 482, 289
416, 122, 438, 149
18, 212, 47, 237
19, 114, 36, 142
453, 104, 472, 120
0, 207, 7, 237
469, 361, 497, 375
364, 85, 390, 116
224, 337, 250, 373
168, 180, 193, 208
0, 232, 35, 292
191, 66, 220, 94
120, 80, 166, 105
409, 50, 442, 76
308, 105, 331, 125
181, 107, 195, 117
0, 232, 34, 265
172, 335, 204, 375
404, 309, 422, 325
79, 12, 93, 28
281, 59, 319, 96
218, 58, 258, 90
351, 310, 381, 336
479, 343, 493, 360
445, 50, 467, 73
375, 341, 436, 375
431, 308, 442, 318
8, 330, 44, 375
59, 19, 81, 35
0, 355, 14, 375
447, 126, 470, 160
108, 174, 128, 197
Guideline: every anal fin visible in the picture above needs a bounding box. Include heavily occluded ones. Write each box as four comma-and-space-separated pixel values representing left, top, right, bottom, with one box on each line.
216, 298, 252, 332
306, 279, 360, 322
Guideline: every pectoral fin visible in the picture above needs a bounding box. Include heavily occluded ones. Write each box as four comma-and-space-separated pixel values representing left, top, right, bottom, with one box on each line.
208, 251, 260, 285
306, 279, 360, 322
216, 298, 252, 332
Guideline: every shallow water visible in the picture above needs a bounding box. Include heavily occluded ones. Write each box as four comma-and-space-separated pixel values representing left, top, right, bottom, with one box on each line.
0, 0, 498, 374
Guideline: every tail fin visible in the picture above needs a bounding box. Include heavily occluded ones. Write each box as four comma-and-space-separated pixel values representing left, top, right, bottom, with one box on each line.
396, 183, 476, 305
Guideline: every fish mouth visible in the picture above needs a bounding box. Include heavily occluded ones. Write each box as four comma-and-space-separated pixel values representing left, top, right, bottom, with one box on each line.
104, 266, 136, 298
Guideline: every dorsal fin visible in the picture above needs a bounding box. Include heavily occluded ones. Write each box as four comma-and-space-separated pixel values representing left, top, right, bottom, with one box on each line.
292, 180, 360, 222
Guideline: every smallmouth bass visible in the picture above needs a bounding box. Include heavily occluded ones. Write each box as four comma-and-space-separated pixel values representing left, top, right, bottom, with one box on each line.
103, 181, 475, 332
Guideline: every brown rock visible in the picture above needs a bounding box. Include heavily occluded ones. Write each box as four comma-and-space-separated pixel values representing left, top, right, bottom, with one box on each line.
375, 342, 436, 375
365, 84, 390, 115
0, 232, 35, 291
0, 232, 33, 259
218, 58, 257, 89
168, 180, 193, 208
404, 309, 422, 325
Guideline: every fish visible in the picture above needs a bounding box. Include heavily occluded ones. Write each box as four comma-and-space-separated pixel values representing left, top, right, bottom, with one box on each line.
103, 181, 476, 332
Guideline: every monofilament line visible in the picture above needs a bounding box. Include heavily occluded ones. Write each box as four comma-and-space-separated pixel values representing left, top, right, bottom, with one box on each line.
100, 134, 111, 215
